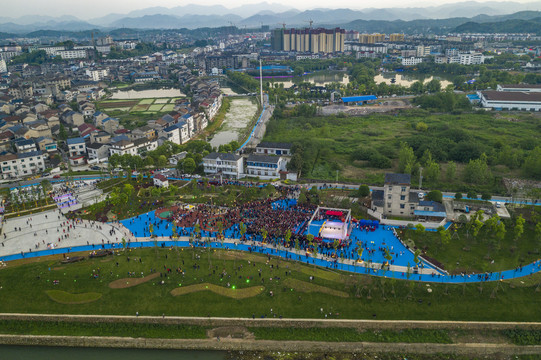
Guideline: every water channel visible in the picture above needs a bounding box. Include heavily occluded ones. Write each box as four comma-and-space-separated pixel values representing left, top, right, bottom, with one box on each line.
209, 97, 258, 148
110, 88, 185, 99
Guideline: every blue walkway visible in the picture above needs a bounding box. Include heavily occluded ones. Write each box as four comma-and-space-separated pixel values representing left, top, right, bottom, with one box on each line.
3, 200, 540, 284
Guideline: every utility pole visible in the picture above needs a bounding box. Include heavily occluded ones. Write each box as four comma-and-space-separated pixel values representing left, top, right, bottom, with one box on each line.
419, 166, 423, 190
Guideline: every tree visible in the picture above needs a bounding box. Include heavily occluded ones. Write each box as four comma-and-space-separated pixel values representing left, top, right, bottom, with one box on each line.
425, 161, 440, 182
535, 222, 541, 246
415, 223, 425, 235
425, 190, 443, 203
398, 142, 417, 175
467, 191, 477, 200
455, 192, 463, 200
261, 228, 268, 243
239, 222, 247, 241
446, 161, 456, 181
522, 146, 541, 179
284, 229, 292, 245
426, 78, 441, 93
357, 185, 370, 198
58, 124, 68, 141
481, 192, 492, 201
182, 158, 196, 174
464, 153, 492, 185
514, 215, 525, 241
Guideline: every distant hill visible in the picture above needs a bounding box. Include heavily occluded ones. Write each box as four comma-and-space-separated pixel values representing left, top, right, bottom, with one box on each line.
454, 17, 541, 34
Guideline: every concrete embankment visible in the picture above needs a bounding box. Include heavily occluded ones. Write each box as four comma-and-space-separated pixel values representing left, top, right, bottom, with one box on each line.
1, 335, 541, 356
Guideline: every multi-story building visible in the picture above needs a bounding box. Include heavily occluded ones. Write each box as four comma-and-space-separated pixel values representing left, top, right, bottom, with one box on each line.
58, 50, 87, 59
255, 142, 292, 156
272, 27, 345, 54
359, 33, 385, 44
371, 173, 429, 218
162, 121, 189, 145
67, 137, 86, 157
86, 143, 110, 162
416, 45, 431, 57
401, 57, 424, 66
245, 154, 287, 180
109, 138, 158, 156
0, 59, 6, 73
202, 152, 244, 179
85, 68, 109, 81
0, 150, 45, 179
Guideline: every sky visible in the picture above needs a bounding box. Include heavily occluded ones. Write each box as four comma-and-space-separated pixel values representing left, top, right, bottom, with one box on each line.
2, 0, 541, 19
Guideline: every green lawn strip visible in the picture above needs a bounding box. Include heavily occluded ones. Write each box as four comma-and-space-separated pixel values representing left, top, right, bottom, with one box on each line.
138, 99, 155, 105
171, 283, 265, 299
283, 278, 349, 298
46, 290, 102, 304
249, 327, 452, 343
0, 248, 540, 321
0, 320, 207, 339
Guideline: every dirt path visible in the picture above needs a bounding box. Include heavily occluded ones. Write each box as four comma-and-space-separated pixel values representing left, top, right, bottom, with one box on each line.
109, 272, 160, 289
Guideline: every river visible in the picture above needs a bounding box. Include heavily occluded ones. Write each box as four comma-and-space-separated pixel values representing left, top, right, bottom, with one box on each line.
0, 346, 227, 360
209, 98, 258, 148
110, 88, 185, 99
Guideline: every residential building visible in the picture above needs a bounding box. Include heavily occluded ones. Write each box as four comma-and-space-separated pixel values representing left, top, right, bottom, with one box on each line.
371, 173, 423, 218
58, 50, 87, 59
162, 121, 189, 145
153, 174, 169, 187
272, 27, 345, 54
0, 150, 45, 179
0, 59, 6, 73
14, 138, 37, 153
401, 57, 424, 66
67, 137, 86, 157
85, 68, 109, 81
255, 142, 292, 156
245, 154, 287, 180
202, 152, 244, 179
109, 138, 158, 156
86, 143, 110, 162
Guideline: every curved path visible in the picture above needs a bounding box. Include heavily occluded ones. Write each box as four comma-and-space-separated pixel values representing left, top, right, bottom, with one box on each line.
1, 207, 540, 284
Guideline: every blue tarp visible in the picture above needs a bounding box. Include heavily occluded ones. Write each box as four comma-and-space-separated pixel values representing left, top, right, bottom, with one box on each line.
342, 95, 377, 103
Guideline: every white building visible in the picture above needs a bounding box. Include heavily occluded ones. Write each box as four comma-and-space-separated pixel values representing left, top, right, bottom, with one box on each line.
245, 154, 287, 180
109, 138, 158, 156
478, 90, 541, 111
401, 57, 424, 66
58, 50, 87, 59
86, 143, 110, 162
0, 59, 7, 73
85, 68, 109, 81
202, 152, 244, 179
162, 121, 190, 145
153, 174, 169, 188
496, 84, 541, 92
255, 142, 292, 156
0, 151, 46, 179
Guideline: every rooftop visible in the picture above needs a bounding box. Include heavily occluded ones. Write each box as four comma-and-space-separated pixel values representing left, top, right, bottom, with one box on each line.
247, 154, 282, 164
385, 173, 411, 185
481, 91, 541, 102
257, 141, 292, 150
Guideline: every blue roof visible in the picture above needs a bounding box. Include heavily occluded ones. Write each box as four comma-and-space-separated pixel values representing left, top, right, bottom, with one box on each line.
67, 137, 85, 145
414, 210, 447, 218
14, 138, 34, 146
181, 113, 191, 119
342, 95, 377, 102
164, 125, 177, 132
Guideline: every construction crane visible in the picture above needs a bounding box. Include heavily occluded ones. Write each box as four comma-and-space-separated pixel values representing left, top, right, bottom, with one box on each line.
278, 22, 287, 29
305, 19, 314, 29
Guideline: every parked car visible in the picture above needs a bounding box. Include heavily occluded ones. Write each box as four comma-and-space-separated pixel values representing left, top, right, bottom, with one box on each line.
53, 174, 61, 179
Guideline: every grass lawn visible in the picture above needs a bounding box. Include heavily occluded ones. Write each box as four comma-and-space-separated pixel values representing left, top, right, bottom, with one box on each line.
264, 110, 540, 193
402, 218, 541, 274
0, 248, 540, 321
138, 99, 155, 105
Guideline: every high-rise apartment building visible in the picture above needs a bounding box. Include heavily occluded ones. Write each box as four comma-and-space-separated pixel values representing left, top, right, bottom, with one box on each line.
272, 28, 345, 54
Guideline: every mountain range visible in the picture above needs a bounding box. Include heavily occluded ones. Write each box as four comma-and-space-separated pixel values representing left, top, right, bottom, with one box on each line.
1, 1, 541, 34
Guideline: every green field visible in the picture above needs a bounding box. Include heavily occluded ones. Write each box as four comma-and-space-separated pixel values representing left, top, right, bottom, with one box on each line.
97, 97, 183, 115
265, 110, 540, 193
0, 248, 540, 321
148, 104, 164, 112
